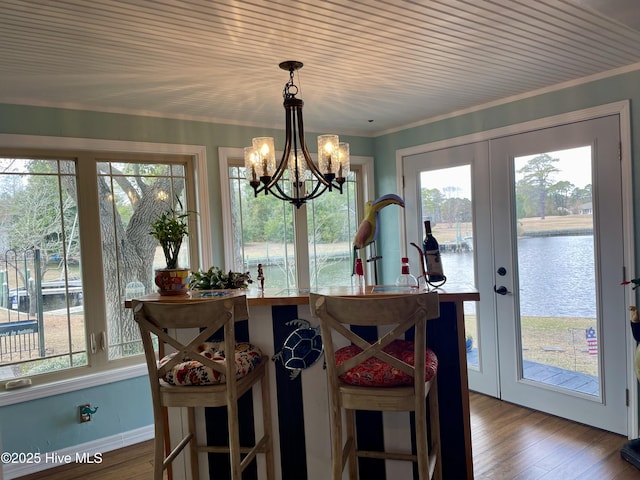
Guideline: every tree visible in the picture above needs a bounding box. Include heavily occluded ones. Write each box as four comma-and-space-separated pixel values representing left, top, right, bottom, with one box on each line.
548, 180, 575, 214
517, 154, 560, 219
440, 197, 472, 225
421, 188, 444, 223
97, 165, 185, 320
2, 160, 79, 286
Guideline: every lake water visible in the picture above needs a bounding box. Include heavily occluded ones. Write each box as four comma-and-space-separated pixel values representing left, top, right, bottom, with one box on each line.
444, 235, 596, 318
253, 235, 596, 319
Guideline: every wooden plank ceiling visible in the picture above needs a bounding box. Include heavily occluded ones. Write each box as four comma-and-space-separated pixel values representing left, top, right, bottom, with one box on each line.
1, 0, 639, 135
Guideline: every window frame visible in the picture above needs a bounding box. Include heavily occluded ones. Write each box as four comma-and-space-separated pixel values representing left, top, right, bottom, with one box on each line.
0, 134, 210, 404
218, 147, 375, 286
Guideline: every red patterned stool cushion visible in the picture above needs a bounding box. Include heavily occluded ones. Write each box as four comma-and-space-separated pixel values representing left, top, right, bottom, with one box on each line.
335, 339, 438, 387
159, 341, 262, 385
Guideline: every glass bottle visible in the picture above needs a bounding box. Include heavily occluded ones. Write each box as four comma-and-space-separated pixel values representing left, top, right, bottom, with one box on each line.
395, 257, 418, 288
353, 258, 365, 292
423, 221, 445, 282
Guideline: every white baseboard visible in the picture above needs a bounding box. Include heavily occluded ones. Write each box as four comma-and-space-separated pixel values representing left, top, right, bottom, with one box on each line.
2, 424, 154, 479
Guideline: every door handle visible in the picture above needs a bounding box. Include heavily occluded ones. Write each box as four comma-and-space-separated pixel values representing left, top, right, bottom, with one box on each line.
494, 285, 510, 295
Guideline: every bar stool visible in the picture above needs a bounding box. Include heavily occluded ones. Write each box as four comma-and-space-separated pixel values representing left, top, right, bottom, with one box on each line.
133, 295, 275, 480
310, 292, 442, 480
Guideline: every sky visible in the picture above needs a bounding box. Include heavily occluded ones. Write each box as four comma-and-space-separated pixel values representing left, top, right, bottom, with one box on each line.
515, 146, 592, 190
420, 145, 592, 200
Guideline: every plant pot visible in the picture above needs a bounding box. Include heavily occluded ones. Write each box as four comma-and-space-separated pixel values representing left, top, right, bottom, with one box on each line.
154, 268, 190, 296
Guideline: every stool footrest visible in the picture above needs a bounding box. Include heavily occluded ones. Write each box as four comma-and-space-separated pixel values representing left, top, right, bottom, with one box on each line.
357, 450, 417, 462
164, 433, 194, 468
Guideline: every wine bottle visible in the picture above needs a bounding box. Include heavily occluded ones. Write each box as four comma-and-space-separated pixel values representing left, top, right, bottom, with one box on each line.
423, 220, 445, 282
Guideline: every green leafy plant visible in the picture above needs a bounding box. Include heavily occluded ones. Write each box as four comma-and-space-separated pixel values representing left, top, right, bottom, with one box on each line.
149, 202, 190, 270
189, 266, 252, 290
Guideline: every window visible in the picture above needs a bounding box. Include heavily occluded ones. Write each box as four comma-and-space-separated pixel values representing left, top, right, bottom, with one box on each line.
220, 148, 373, 289
0, 158, 86, 377
96, 160, 194, 360
0, 142, 207, 390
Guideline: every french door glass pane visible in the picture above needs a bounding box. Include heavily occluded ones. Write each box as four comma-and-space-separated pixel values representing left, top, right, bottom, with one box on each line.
0, 157, 87, 380
97, 161, 190, 360
419, 165, 479, 367
513, 147, 599, 395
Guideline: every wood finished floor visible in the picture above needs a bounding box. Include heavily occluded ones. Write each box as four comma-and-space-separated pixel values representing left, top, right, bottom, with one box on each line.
15, 392, 639, 480
470, 393, 637, 480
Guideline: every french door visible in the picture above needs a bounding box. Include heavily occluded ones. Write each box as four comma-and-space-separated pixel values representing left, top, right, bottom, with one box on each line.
404, 142, 499, 399
403, 114, 630, 434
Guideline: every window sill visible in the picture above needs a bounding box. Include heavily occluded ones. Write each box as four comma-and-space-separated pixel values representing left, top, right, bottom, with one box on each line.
0, 363, 148, 407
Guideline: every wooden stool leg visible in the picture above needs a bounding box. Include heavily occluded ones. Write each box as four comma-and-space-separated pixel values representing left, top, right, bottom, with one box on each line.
416, 396, 429, 480
154, 418, 166, 480
329, 403, 344, 480
261, 364, 275, 479
345, 409, 357, 480
188, 407, 199, 480
429, 378, 442, 480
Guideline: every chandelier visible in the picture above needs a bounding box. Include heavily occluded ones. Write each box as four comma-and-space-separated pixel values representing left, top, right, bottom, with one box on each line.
244, 61, 350, 209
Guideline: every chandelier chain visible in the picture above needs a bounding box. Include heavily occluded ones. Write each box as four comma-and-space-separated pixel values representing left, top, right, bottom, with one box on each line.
283, 67, 299, 99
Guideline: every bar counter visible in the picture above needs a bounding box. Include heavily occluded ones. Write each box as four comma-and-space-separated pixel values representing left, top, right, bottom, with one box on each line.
131, 284, 478, 480
129, 283, 477, 307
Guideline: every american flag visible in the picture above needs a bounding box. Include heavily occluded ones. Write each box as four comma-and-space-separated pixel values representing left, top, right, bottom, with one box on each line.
585, 327, 598, 356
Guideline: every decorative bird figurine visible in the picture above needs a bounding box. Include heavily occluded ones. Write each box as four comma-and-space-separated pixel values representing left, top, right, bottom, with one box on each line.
629, 306, 640, 343
352, 193, 404, 272
622, 278, 640, 290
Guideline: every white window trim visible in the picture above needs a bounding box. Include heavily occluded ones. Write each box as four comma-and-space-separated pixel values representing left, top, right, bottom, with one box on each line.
0, 364, 149, 407
0, 134, 211, 402
218, 146, 375, 274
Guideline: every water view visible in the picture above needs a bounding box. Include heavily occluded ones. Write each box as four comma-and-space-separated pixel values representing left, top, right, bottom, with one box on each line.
445, 234, 595, 318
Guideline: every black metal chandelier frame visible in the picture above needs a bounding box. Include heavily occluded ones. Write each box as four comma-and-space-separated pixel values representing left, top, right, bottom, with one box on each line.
247, 61, 347, 209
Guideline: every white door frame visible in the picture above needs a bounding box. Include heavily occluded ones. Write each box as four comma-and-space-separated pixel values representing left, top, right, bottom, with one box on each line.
396, 100, 636, 438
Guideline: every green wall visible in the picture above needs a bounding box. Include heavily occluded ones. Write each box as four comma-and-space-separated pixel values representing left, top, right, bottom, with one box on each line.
1, 378, 151, 454
0, 66, 638, 459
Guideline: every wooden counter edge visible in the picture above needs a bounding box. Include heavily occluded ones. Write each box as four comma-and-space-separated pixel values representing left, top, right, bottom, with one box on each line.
125, 285, 479, 308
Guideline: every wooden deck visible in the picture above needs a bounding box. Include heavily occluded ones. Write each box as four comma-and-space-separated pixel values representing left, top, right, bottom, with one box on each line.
467, 348, 599, 395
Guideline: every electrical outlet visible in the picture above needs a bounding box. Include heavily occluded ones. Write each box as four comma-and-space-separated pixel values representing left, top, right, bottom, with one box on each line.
79, 404, 92, 423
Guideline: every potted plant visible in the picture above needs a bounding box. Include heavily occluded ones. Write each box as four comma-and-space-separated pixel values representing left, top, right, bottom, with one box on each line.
149, 202, 191, 296
189, 266, 252, 290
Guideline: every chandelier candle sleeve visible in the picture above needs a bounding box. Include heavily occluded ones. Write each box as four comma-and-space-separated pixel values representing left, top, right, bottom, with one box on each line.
244, 146, 259, 183
288, 149, 307, 182
318, 135, 339, 177
337, 142, 350, 180
252, 137, 276, 178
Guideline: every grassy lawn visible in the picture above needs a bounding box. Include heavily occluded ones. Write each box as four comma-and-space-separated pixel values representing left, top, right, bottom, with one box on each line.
455, 215, 598, 377
465, 314, 599, 377
432, 214, 593, 243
